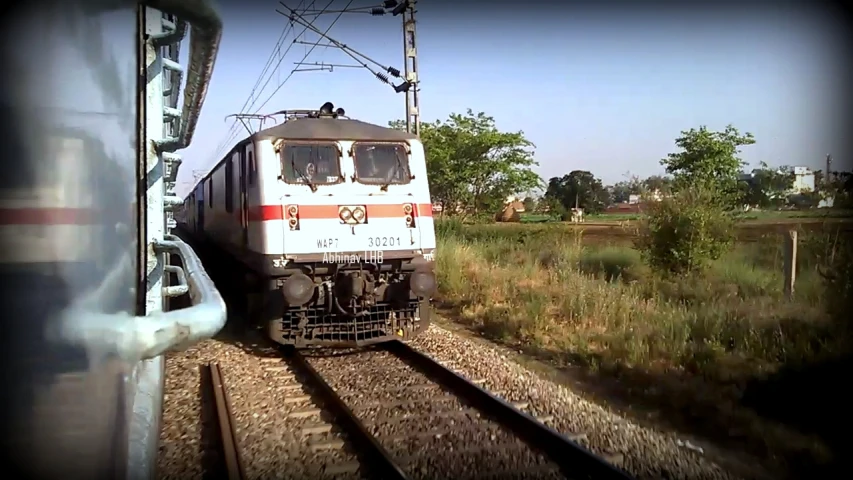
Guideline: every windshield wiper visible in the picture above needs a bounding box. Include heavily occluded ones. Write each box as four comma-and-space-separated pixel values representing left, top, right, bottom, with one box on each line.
291, 152, 317, 193
380, 151, 407, 191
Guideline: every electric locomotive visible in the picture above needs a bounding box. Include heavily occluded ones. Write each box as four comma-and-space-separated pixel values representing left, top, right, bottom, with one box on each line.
180, 102, 437, 347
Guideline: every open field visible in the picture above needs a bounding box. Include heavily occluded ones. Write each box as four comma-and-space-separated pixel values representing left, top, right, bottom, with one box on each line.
519, 209, 853, 225
454, 214, 853, 247
432, 217, 852, 476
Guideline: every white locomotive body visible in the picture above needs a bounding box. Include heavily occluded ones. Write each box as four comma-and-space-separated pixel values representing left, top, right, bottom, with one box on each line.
180, 105, 437, 347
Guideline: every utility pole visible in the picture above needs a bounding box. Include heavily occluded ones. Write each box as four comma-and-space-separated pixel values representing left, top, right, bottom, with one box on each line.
401, 0, 419, 135
825, 154, 833, 185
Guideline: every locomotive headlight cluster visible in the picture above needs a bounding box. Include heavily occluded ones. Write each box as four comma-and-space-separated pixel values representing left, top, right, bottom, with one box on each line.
286, 204, 300, 231
339, 205, 366, 224
403, 203, 416, 228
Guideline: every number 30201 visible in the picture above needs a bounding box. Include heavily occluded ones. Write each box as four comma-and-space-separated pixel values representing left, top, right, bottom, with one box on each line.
368, 236, 401, 248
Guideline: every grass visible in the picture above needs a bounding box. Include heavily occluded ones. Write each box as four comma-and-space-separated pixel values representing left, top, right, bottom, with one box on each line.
517, 208, 853, 224
433, 217, 853, 473
434, 219, 846, 379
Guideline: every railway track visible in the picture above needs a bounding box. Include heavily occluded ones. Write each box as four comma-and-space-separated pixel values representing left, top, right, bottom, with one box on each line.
205, 362, 246, 480
204, 341, 633, 480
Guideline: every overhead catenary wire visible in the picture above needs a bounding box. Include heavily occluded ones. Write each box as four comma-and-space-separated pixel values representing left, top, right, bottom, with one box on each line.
299, 3, 387, 16
207, 0, 310, 165
276, 2, 407, 91
208, 0, 344, 165
208, 0, 305, 148
198, 0, 399, 194
208, 0, 335, 164
250, 0, 356, 115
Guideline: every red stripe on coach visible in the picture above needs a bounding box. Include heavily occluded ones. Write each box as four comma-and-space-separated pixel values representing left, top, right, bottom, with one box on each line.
0, 208, 97, 225
247, 203, 434, 221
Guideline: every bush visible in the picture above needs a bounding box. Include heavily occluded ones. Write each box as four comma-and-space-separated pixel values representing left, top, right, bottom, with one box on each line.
635, 187, 735, 275
806, 228, 853, 320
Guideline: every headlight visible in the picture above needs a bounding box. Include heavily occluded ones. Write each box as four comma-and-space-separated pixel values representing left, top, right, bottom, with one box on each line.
339, 207, 352, 221
409, 270, 436, 297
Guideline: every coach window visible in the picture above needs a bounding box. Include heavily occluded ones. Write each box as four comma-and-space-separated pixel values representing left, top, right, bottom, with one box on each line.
352, 143, 411, 185
280, 143, 341, 185
207, 178, 213, 208
225, 156, 234, 213
248, 151, 256, 185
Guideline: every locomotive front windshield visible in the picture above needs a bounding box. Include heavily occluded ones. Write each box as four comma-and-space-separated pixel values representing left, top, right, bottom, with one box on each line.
281, 143, 341, 185
353, 143, 411, 185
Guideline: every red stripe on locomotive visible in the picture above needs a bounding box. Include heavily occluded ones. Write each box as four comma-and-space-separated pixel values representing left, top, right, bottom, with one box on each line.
246, 203, 433, 222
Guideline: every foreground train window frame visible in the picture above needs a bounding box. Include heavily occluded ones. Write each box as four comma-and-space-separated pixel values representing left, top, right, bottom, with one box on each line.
351, 142, 412, 186
279, 142, 343, 186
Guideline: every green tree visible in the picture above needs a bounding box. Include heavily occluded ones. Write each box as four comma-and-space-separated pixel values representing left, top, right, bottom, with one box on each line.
544, 170, 610, 214
741, 162, 795, 208
643, 175, 673, 196
609, 174, 643, 203
821, 170, 853, 208
522, 196, 538, 212
661, 125, 755, 208
389, 110, 541, 216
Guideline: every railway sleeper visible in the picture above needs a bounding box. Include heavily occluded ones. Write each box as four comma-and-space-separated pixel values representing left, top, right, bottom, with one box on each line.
347, 392, 460, 412
381, 422, 515, 453
336, 382, 436, 398
395, 435, 539, 464
361, 406, 481, 427
400, 443, 559, 480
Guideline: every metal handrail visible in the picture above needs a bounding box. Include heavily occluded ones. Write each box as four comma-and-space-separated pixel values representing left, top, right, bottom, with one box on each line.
129, 4, 224, 478
47, 235, 226, 362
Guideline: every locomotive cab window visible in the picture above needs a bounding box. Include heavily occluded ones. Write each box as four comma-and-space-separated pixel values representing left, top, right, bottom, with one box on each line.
352, 143, 411, 185
280, 143, 341, 185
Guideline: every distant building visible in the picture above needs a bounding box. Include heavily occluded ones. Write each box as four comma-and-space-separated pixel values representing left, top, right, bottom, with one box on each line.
791, 166, 815, 193
740, 166, 816, 195
627, 189, 663, 205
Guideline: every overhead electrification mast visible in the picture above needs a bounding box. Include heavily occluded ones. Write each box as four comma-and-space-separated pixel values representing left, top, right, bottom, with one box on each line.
400, 0, 419, 135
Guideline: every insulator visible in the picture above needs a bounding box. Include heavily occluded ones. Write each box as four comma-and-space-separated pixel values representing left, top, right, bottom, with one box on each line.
375, 72, 390, 84
370, 7, 385, 15
391, 2, 407, 16
383, 0, 397, 8
387, 66, 401, 78
393, 80, 411, 93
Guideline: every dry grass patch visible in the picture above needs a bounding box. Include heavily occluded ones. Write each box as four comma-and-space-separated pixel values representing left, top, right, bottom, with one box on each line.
432, 219, 853, 476
435, 220, 849, 383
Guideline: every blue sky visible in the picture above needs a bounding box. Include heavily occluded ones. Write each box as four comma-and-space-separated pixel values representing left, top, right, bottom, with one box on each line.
175, 0, 848, 196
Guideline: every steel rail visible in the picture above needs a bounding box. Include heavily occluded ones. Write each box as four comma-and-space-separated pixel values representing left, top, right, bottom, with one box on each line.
384, 340, 635, 480
207, 362, 247, 480
285, 348, 411, 480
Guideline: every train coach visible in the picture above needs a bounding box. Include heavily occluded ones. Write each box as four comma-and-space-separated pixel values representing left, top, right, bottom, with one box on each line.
0, 122, 132, 292
179, 102, 437, 347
